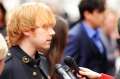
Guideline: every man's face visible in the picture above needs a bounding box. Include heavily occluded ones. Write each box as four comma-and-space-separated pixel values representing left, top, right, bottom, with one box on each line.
28, 20, 55, 51
87, 10, 105, 28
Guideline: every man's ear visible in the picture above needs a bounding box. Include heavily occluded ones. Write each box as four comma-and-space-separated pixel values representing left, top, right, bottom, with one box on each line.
23, 31, 33, 37
84, 11, 91, 20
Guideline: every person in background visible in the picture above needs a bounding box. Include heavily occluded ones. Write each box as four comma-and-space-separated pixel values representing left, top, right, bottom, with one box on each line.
0, 34, 8, 76
0, 3, 6, 37
99, 9, 119, 75
78, 17, 120, 79
115, 18, 120, 79
47, 16, 68, 79
64, 0, 109, 74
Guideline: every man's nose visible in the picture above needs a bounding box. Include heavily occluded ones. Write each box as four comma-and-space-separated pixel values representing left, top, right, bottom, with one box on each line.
49, 28, 55, 36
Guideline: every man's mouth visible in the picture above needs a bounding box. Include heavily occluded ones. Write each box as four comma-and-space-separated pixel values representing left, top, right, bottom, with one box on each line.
46, 39, 52, 43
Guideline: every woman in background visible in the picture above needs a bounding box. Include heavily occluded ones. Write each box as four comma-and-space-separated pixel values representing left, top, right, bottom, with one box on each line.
46, 16, 68, 79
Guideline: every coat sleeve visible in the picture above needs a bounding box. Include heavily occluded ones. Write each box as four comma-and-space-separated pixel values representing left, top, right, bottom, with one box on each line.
64, 33, 80, 57
64, 33, 87, 66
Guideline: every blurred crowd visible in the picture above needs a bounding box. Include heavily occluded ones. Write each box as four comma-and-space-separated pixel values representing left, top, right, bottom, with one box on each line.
0, 0, 120, 79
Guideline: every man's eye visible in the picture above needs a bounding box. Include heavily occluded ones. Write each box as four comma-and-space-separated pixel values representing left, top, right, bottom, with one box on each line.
43, 26, 48, 29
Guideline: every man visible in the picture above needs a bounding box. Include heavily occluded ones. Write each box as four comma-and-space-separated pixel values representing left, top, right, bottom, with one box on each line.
64, 0, 109, 73
1, 2, 56, 79
0, 34, 8, 75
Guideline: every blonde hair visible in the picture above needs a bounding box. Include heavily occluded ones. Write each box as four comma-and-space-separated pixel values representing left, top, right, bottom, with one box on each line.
104, 8, 117, 31
7, 2, 56, 47
0, 34, 8, 60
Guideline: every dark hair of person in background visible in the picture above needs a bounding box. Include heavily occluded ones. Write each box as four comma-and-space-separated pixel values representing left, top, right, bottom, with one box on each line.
0, 3, 6, 24
117, 18, 120, 49
0, 2, 6, 37
78, 0, 105, 21
115, 18, 120, 79
117, 18, 120, 35
46, 16, 68, 79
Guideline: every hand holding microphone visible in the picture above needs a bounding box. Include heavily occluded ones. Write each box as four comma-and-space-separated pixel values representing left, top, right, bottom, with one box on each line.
64, 56, 101, 79
64, 56, 80, 75
78, 67, 101, 79
64, 56, 85, 79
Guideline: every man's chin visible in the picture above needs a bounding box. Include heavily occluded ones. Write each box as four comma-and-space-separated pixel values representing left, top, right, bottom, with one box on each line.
42, 45, 50, 51
45, 46, 50, 50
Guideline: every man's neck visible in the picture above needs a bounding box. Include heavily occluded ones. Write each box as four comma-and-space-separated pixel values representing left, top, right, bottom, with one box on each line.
19, 40, 36, 59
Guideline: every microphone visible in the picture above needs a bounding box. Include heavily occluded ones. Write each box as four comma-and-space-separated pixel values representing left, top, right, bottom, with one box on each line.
63, 65, 77, 79
64, 56, 89, 79
64, 56, 80, 75
55, 64, 72, 79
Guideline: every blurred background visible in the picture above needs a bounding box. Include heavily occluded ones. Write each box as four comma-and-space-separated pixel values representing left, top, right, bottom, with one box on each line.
0, 0, 120, 76
1, 0, 120, 24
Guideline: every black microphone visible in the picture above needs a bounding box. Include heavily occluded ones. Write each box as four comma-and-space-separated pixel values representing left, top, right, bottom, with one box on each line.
64, 56, 80, 75
63, 65, 77, 79
55, 64, 72, 79
64, 56, 89, 79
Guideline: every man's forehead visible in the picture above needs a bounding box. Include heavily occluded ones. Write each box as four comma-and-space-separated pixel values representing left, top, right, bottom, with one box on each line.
35, 17, 56, 28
